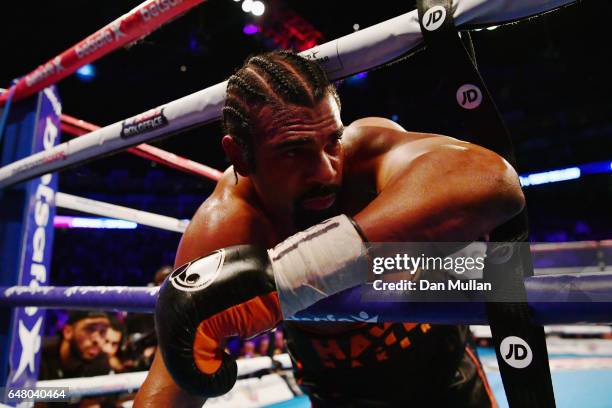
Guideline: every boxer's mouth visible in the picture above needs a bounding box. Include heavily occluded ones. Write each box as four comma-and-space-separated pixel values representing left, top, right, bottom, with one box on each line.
300, 193, 336, 210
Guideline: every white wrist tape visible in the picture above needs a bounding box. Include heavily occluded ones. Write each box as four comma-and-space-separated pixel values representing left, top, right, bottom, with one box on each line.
268, 214, 367, 318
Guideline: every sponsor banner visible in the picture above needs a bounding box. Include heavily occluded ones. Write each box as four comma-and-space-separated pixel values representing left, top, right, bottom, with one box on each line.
121, 107, 168, 138
0, 0, 205, 106
6, 87, 61, 394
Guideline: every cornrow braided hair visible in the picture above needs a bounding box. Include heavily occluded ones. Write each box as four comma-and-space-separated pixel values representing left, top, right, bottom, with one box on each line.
223, 50, 340, 169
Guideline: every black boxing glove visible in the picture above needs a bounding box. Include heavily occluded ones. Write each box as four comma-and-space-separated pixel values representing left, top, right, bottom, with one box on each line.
155, 215, 368, 397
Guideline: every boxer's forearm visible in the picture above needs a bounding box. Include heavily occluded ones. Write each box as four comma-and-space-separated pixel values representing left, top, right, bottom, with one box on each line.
134, 352, 207, 408
353, 143, 524, 242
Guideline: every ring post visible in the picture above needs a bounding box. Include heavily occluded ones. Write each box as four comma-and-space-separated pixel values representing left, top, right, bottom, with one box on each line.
0, 86, 61, 397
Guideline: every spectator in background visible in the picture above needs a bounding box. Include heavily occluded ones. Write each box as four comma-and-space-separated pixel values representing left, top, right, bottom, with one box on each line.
240, 340, 257, 358
103, 316, 126, 373
39, 311, 111, 380
257, 335, 271, 357
273, 329, 285, 355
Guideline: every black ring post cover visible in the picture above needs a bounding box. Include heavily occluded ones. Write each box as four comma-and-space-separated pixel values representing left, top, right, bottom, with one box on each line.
416, 1, 555, 406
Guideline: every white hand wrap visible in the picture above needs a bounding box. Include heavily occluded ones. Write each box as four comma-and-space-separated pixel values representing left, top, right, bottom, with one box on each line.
268, 215, 368, 318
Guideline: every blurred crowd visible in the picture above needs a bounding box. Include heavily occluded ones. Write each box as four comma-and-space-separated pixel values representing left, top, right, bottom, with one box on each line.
39, 309, 287, 381
37, 265, 288, 407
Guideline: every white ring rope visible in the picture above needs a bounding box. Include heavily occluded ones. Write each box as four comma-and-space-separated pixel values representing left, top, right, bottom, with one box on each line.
0, 0, 576, 188
36, 354, 293, 397
56, 192, 189, 233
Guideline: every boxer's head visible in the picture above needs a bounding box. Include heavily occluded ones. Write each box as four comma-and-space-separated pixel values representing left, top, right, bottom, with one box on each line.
222, 51, 343, 229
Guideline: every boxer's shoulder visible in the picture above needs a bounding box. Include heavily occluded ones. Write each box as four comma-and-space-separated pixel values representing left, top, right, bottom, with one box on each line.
342, 117, 440, 187
176, 172, 275, 265
343, 117, 435, 165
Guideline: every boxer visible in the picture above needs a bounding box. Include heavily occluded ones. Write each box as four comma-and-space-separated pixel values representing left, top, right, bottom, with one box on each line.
135, 51, 522, 407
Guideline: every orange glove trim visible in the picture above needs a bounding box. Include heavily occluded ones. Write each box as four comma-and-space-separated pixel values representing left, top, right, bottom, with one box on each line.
193, 291, 282, 374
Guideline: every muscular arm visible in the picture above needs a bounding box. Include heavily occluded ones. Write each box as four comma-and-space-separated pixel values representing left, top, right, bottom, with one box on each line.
134, 177, 275, 408
348, 118, 525, 242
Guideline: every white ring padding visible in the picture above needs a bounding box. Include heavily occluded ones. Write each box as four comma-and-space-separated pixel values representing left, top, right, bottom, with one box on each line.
56, 192, 189, 233
471, 325, 612, 339
37, 371, 148, 397
236, 353, 293, 376
0, 0, 577, 188
531, 240, 612, 252
35, 354, 293, 397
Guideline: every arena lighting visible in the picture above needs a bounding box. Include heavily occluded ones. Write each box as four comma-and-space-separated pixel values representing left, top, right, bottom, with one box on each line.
54, 216, 137, 230
75, 64, 96, 81
242, 0, 253, 13
519, 160, 612, 187
580, 159, 612, 174
247, 6, 321, 51
243, 24, 259, 35
345, 71, 368, 85
473, 25, 500, 32
251, 1, 265, 16
520, 167, 580, 187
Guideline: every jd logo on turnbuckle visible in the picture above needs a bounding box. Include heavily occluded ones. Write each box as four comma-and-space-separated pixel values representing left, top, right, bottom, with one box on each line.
423, 6, 446, 31
456, 84, 482, 110
500, 336, 533, 369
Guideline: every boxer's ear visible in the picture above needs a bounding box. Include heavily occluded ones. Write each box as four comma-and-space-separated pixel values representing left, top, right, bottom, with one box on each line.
222, 135, 250, 176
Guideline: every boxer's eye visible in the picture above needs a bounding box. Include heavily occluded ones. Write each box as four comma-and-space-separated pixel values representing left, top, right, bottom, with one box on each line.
275, 137, 311, 158
325, 134, 342, 154
283, 148, 303, 158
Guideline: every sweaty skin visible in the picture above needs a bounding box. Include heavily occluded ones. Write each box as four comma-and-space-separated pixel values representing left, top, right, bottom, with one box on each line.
135, 99, 524, 406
